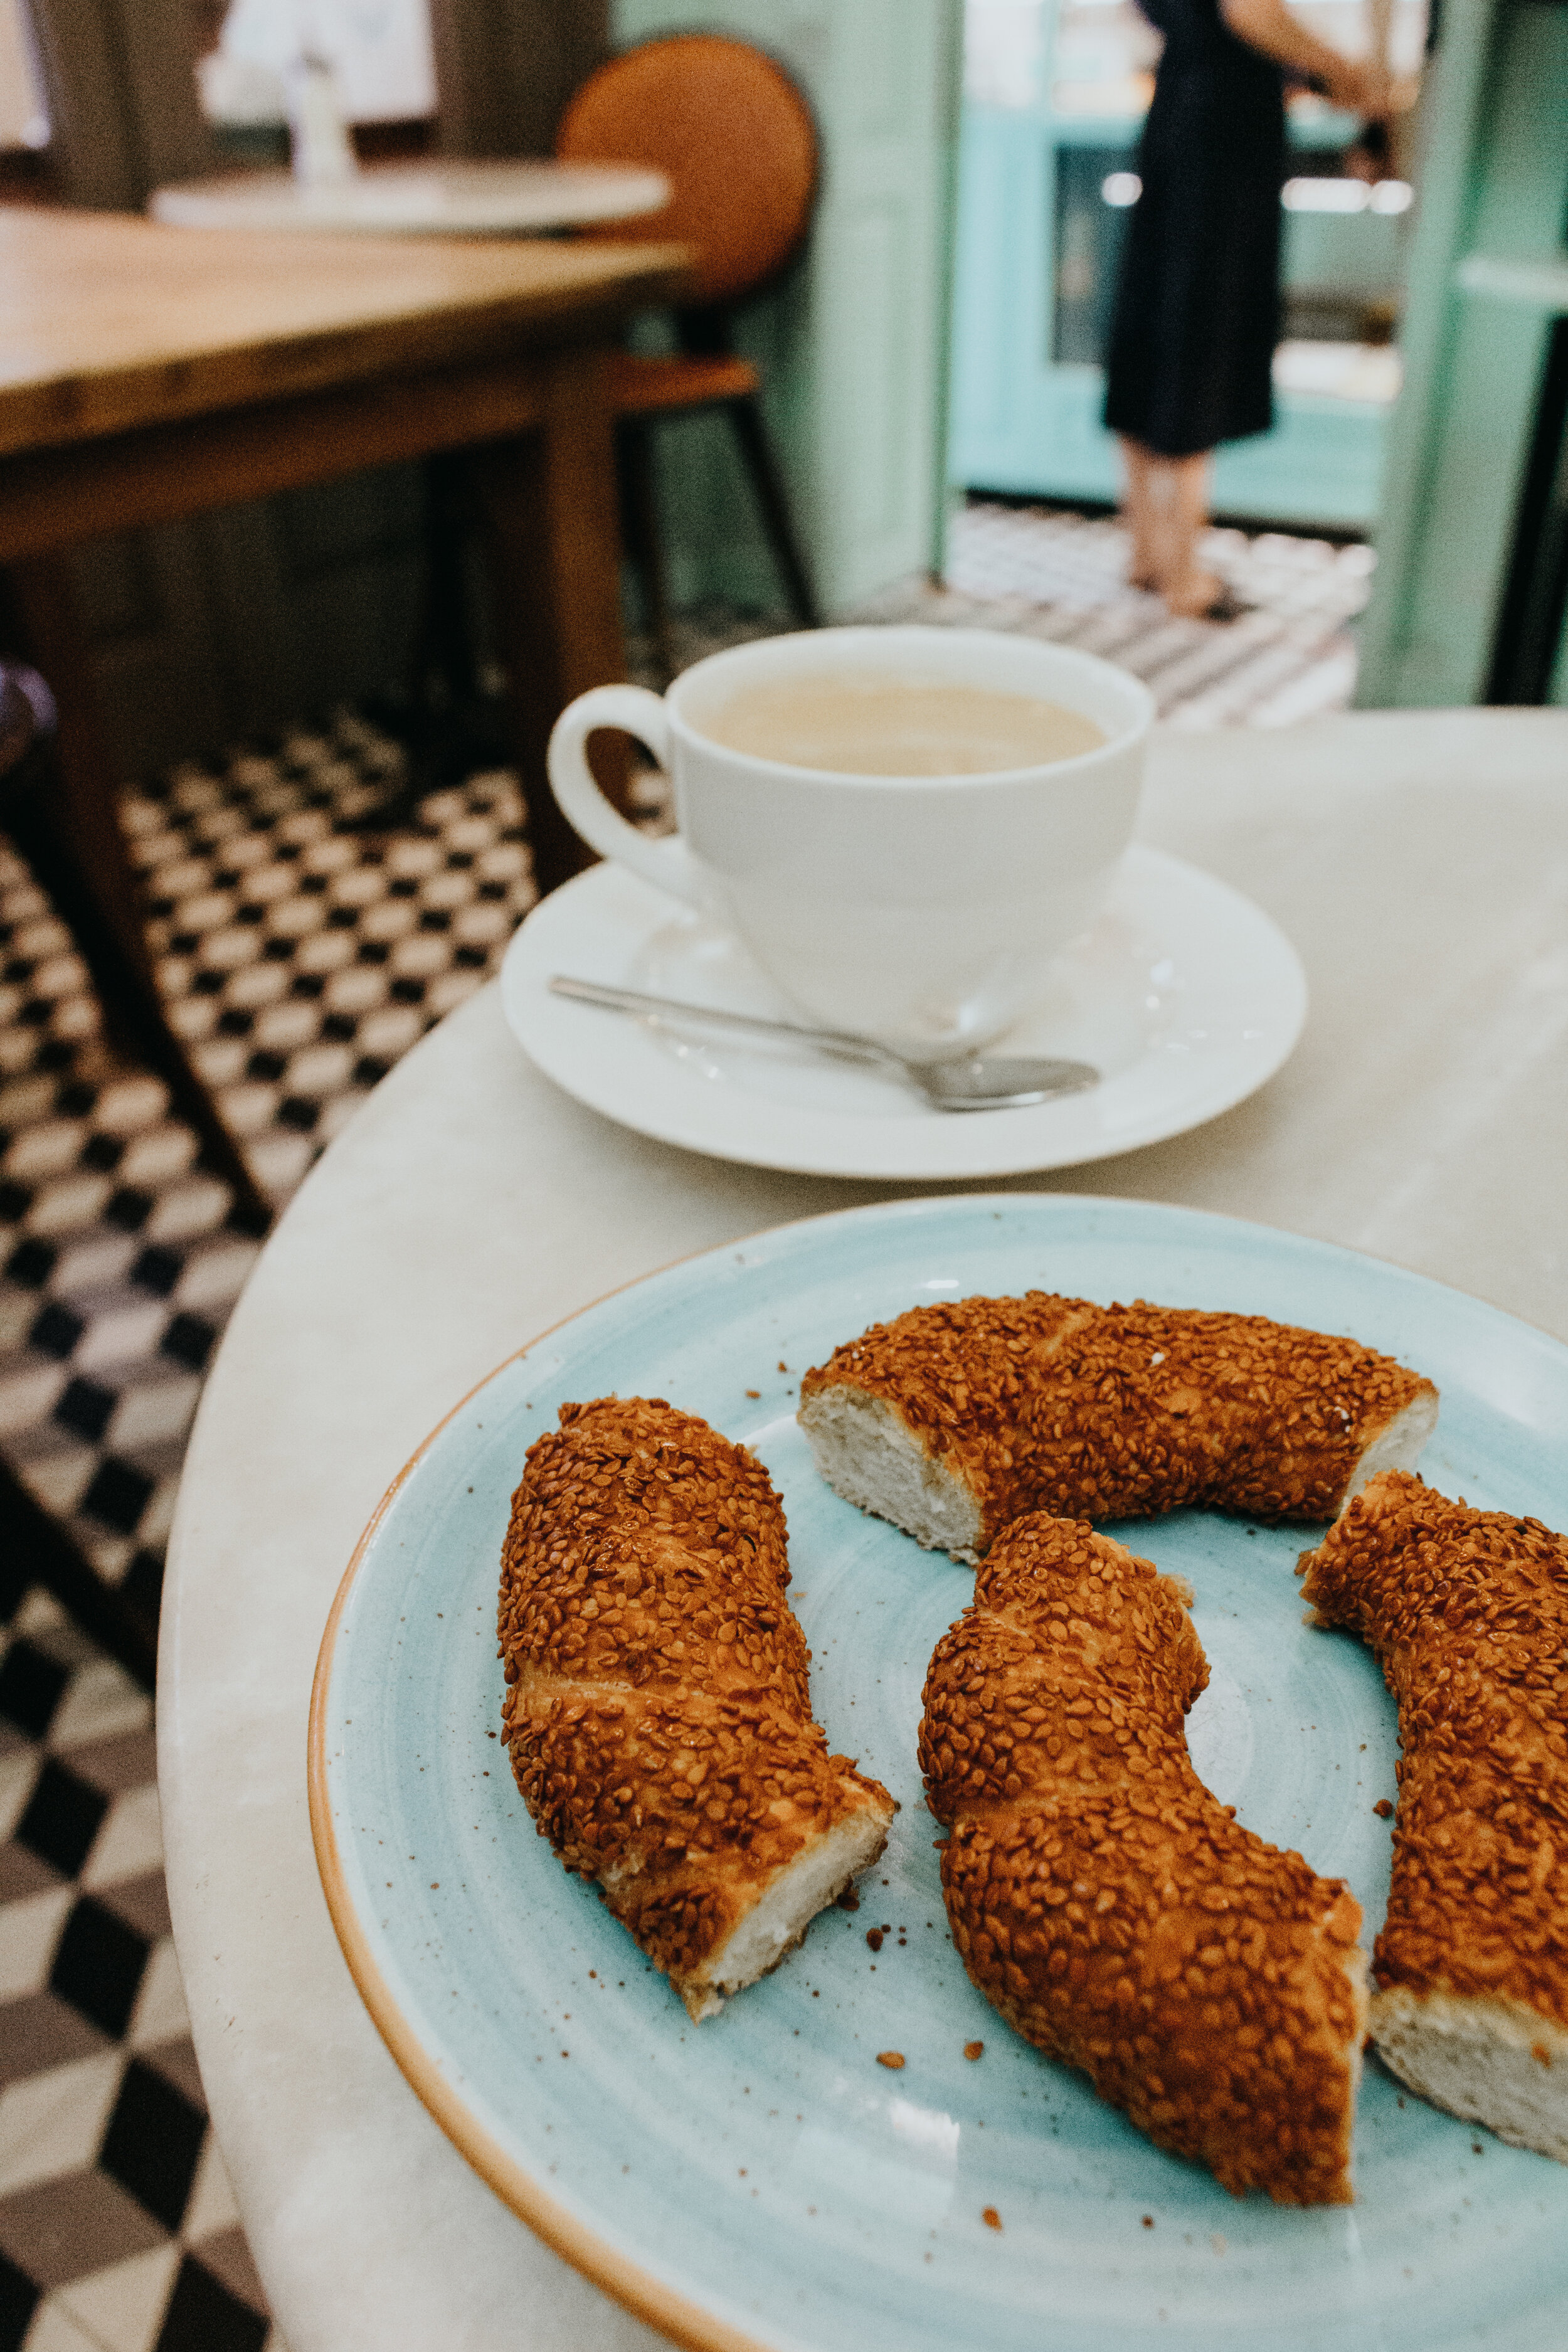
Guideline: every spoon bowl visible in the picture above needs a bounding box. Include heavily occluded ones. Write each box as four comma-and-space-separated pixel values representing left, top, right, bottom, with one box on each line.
914, 1054, 1099, 1111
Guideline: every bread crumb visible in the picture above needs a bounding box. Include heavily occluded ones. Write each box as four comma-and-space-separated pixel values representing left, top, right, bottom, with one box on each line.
964, 2040, 984, 2061
866, 1929, 884, 1951
745, 1389, 761, 1399
1372, 1798, 1394, 1819
876, 2050, 905, 2070
981, 2207, 1002, 2232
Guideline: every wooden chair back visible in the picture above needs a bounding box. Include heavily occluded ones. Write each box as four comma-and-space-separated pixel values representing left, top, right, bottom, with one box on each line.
556, 34, 817, 310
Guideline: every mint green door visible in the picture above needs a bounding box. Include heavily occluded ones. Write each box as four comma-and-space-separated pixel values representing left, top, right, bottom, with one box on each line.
610, 0, 964, 616
1356, 0, 1568, 707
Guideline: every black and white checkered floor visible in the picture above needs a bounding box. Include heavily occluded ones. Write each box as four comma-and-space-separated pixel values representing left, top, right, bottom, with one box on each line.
0, 1577, 277, 2352
0, 497, 1371, 2351
0, 731, 532, 2352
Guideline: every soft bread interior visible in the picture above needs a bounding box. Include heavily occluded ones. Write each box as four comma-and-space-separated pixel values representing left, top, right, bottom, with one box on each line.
682, 1799, 891, 2022
1372, 1988, 1568, 2163
799, 1387, 982, 1564
1345, 1389, 1440, 1504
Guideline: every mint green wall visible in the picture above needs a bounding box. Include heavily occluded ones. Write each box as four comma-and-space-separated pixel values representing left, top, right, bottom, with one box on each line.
1356, 1, 1568, 706
611, 0, 963, 617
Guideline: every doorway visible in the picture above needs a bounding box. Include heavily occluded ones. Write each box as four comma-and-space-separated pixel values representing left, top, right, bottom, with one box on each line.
949, 0, 1427, 532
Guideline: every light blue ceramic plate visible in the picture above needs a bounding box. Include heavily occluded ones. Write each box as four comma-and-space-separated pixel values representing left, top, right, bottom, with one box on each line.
310, 1195, 1568, 2352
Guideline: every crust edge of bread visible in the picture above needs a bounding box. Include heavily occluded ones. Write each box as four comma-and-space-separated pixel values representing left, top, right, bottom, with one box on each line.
500, 1395, 898, 2025
672, 1790, 894, 2021
799, 1370, 1441, 1566
1370, 1988, 1568, 2163
923, 1521, 1372, 2203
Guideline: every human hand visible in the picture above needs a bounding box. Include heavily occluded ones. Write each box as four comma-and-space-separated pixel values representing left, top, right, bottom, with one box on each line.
1323, 55, 1394, 118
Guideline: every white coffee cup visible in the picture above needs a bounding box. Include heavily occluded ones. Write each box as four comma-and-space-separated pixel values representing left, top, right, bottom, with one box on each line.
546, 625, 1153, 1062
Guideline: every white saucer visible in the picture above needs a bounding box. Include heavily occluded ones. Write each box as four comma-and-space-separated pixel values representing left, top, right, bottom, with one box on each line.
499, 846, 1307, 1179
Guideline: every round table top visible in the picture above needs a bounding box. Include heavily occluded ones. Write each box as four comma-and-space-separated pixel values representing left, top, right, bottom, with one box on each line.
148, 157, 671, 236
157, 707, 1568, 2352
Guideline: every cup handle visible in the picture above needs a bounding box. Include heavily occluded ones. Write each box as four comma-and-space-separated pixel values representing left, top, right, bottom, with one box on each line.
547, 684, 704, 908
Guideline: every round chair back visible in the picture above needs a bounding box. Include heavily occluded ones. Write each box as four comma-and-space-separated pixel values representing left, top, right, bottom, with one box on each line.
556, 34, 817, 310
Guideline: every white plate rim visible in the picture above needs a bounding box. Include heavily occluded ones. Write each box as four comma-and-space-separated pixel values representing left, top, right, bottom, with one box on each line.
499, 848, 1308, 1179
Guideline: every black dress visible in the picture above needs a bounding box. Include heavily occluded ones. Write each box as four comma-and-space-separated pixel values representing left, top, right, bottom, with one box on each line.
1103, 0, 1286, 458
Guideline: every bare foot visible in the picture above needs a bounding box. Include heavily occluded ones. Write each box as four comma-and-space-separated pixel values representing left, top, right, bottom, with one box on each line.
1162, 568, 1226, 618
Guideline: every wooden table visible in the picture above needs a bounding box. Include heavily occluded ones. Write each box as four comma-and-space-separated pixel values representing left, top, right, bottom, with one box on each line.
0, 206, 687, 1210
156, 708, 1568, 2351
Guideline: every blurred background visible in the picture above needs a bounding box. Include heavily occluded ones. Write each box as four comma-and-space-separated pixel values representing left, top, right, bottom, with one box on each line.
2, 0, 1565, 777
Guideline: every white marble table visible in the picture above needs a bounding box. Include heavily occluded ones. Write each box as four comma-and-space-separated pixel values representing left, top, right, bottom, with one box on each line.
157, 708, 1568, 2352
149, 158, 670, 237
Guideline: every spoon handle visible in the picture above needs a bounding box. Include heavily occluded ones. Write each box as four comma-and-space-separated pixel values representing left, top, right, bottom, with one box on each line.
548, 975, 900, 1069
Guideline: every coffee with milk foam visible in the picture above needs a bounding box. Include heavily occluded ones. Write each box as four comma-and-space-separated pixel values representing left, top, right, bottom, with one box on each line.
694, 674, 1106, 778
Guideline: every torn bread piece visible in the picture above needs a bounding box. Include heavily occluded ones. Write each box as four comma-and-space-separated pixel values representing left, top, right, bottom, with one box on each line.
921, 1512, 1369, 2201
1301, 1472, 1568, 2162
499, 1396, 894, 2020
802, 1291, 1438, 1562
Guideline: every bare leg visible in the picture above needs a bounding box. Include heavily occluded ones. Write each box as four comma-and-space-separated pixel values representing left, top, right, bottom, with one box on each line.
1117, 436, 1161, 589
1157, 450, 1223, 617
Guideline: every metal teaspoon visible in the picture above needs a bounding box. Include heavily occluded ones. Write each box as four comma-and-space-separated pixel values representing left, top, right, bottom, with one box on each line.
548, 976, 1099, 1112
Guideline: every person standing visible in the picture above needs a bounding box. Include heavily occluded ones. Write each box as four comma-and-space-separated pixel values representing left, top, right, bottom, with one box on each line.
1104, 0, 1391, 617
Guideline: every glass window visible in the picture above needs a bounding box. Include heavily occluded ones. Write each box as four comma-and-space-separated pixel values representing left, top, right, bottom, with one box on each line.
201, 0, 437, 127
0, 0, 47, 149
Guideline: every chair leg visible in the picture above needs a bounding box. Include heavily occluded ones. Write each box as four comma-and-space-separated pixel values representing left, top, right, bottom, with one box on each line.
0, 1456, 157, 1690
419, 448, 483, 714
467, 346, 632, 899
2, 558, 272, 1229
617, 420, 678, 684
352, 452, 507, 827
726, 395, 822, 630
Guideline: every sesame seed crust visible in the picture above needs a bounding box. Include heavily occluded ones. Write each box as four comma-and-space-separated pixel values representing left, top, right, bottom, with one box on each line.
802, 1293, 1436, 1552
498, 1397, 894, 2018
920, 1512, 1368, 2203
1301, 1471, 1568, 2028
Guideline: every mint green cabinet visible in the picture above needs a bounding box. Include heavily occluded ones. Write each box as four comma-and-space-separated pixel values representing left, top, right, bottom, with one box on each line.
610, 0, 963, 615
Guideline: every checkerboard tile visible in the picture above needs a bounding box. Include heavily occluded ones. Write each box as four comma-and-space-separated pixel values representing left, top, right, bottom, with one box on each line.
0, 1580, 285, 2352
1, 714, 536, 1637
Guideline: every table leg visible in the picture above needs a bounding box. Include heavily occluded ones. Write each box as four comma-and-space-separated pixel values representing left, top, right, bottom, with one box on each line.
3, 555, 273, 1228
469, 344, 632, 900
